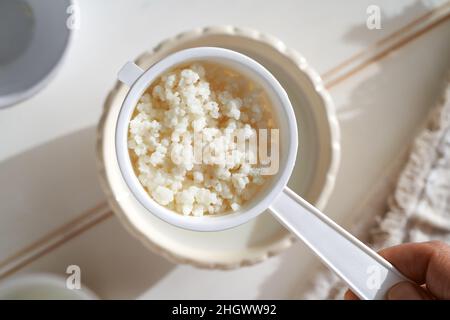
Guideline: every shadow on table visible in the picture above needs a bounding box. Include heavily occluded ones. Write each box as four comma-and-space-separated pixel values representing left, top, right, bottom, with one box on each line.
0, 126, 174, 299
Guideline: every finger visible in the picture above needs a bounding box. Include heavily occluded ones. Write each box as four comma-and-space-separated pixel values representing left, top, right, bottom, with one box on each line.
344, 289, 359, 300
378, 241, 450, 299
387, 281, 434, 300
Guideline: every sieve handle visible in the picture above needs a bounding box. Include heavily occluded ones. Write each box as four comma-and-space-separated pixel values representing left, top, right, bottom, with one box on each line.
118, 61, 144, 87
268, 187, 409, 300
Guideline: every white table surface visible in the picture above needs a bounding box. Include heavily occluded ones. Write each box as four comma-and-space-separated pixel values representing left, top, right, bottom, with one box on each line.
1, 0, 449, 299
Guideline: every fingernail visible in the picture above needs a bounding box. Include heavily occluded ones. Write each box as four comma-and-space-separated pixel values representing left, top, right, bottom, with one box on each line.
387, 282, 425, 300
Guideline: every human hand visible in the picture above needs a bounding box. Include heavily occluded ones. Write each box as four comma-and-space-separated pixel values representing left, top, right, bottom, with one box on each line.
345, 241, 450, 300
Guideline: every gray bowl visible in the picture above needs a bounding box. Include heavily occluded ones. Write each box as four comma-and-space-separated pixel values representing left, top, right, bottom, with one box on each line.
0, 0, 72, 108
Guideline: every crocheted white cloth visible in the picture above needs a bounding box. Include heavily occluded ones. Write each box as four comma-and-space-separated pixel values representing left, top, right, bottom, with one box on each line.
300, 76, 450, 300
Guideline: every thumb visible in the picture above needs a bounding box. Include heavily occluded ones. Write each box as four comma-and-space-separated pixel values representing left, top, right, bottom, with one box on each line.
387, 282, 433, 300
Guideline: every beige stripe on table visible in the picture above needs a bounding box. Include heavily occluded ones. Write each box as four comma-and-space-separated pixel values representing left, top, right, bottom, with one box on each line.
0, 202, 108, 270
325, 9, 450, 89
322, 0, 450, 82
0, 208, 113, 281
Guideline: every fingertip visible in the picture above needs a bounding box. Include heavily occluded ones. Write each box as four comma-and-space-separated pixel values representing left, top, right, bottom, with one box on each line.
344, 289, 359, 300
387, 281, 433, 300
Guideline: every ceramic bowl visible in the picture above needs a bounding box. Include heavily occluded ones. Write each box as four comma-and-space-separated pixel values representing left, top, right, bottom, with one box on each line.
96, 26, 340, 269
0, 0, 72, 108
0, 273, 97, 300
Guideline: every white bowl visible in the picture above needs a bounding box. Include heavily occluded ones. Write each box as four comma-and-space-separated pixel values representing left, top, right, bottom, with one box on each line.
0, 273, 97, 300
0, 0, 72, 108
97, 26, 340, 269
